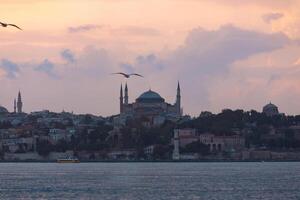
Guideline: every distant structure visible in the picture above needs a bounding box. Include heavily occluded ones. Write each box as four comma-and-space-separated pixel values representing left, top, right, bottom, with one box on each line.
116, 82, 182, 127
0, 105, 8, 115
172, 130, 180, 160
262, 102, 279, 116
119, 84, 123, 113
17, 91, 23, 113
13, 98, 16, 113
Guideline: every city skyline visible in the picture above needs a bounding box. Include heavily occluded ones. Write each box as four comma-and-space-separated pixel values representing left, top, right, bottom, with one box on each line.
0, 0, 300, 116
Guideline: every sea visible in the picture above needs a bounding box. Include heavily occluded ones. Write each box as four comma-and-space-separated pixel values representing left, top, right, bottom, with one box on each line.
0, 162, 299, 200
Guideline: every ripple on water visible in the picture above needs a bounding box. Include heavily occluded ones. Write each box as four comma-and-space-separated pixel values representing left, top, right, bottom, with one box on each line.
0, 162, 299, 200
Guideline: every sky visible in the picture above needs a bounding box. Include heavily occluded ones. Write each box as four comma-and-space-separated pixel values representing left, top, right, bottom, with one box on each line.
0, 0, 300, 116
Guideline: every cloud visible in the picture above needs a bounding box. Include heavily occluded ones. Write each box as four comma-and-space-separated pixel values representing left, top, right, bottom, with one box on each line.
61, 49, 76, 63
208, 0, 296, 8
262, 12, 284, 23
120, 54, 164, 75
75, 46, 114, 76
68, 24, 103, 33
119, 63, 134, 74
136, 54, 164, 70
112, 26, 160, 36
169, 25, 290, 75
0, 59, 20, 79
153, 25, 296, 113
35, 59, 59, 79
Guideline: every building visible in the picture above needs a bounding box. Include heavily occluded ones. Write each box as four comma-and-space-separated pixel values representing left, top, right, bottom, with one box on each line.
116, 82, 182, 127
262, 102, 279, 116
199, 134, 245, 152
174, 128, 198, 148
1, 137, 36, 153
173, 129, 245, 153
144, 145, 156, 158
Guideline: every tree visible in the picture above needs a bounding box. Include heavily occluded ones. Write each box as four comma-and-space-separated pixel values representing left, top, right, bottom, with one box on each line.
54, 139, 68, 152
182, 141, 210, 156
36, 140, 53, 157
0, 150, 4, 160
153, 145, 171, 159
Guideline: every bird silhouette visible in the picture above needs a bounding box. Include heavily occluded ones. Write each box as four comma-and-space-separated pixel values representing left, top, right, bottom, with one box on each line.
0, 22, 22, 30
111, 72, 144, 78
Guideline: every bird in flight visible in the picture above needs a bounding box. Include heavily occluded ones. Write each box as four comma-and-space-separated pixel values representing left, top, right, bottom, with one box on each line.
111, 72, 144, 78
0, 22, 22, 30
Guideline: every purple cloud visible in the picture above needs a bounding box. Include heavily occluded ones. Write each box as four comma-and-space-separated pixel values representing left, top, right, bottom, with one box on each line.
61, 49, 76, 63
0, 59, 20, 79
170, 25, 290, 75
262, 13, 284, 23
68, 24, 103, 33
35, 59, 59, 79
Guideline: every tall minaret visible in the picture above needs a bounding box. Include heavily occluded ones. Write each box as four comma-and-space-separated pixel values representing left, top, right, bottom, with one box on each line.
124, 83, 128, 105
17, 91, 23, 113
120, 84, 123, 113
13, 98, 16, 113
176, 81, 181, 115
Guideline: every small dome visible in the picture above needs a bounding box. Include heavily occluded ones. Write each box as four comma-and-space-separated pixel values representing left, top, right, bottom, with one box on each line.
0, 106, 9, 114
263, 102, 279, 116
136, 90, 165, 103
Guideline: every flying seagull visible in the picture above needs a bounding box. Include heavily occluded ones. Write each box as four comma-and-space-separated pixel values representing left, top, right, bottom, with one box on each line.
111, 72, 144, 78
0, 22, 22, 30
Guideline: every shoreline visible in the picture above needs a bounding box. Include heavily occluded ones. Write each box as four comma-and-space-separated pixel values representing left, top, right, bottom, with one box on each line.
1, 159, 300, 163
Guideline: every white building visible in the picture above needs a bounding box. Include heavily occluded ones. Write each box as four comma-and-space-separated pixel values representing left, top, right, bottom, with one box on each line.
174, 129, 245, 153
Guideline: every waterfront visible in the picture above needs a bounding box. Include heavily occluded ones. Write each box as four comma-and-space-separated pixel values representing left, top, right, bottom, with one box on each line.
0, 162, 299, 199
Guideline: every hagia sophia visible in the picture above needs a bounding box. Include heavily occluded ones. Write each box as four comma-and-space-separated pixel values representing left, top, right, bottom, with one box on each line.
114, 82, 182, 127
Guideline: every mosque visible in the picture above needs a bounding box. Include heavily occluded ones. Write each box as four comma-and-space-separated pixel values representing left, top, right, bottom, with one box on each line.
115, 82, 183, 127
262, 102, 280, 116
0, 91, 23, 115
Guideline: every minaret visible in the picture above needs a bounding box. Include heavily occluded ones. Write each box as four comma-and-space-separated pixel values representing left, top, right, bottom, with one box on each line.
13, 98, 16, 113
17, 91, 23, 113
124, 83, 128, 105
120, 84, 123, 113
176, 81, 181, 115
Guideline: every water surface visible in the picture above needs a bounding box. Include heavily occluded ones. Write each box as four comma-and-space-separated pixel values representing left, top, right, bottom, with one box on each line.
0, 162, 299, 199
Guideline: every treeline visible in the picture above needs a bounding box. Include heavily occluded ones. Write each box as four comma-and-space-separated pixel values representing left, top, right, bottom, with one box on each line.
179, 109, 300, 135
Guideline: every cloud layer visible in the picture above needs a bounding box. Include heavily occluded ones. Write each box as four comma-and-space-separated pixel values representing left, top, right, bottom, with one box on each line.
0, 0, 300, 116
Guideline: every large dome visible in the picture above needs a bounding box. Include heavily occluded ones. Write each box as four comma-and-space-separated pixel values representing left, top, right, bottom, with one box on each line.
136, 90, 165, 103
0, 106, 9, 114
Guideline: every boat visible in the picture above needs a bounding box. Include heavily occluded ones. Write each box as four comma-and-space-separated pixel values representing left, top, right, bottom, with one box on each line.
57, 156, 80, 163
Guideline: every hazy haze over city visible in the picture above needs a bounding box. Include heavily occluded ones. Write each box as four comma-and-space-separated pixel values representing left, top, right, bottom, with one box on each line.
0, 0, 300, 116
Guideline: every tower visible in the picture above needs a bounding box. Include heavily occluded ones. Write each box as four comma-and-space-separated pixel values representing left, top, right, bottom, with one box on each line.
172, 129, 180, 160
13, 98, 16, 113
120, 84, 123, 113
17, 91, 23, 113
176, 81, 181, 115
124, 83, 128, 105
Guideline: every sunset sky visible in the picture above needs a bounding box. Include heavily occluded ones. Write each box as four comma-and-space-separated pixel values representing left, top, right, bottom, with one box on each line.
0, 0, 300, 116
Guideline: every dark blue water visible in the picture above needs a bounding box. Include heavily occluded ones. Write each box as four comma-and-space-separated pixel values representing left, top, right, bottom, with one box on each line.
0, 162, 299, 199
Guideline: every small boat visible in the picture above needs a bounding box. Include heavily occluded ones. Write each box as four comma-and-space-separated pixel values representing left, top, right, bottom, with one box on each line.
57, 156, 80, 163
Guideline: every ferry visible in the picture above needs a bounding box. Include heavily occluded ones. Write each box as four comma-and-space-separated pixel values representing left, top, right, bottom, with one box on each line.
57, 156, 80, 163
